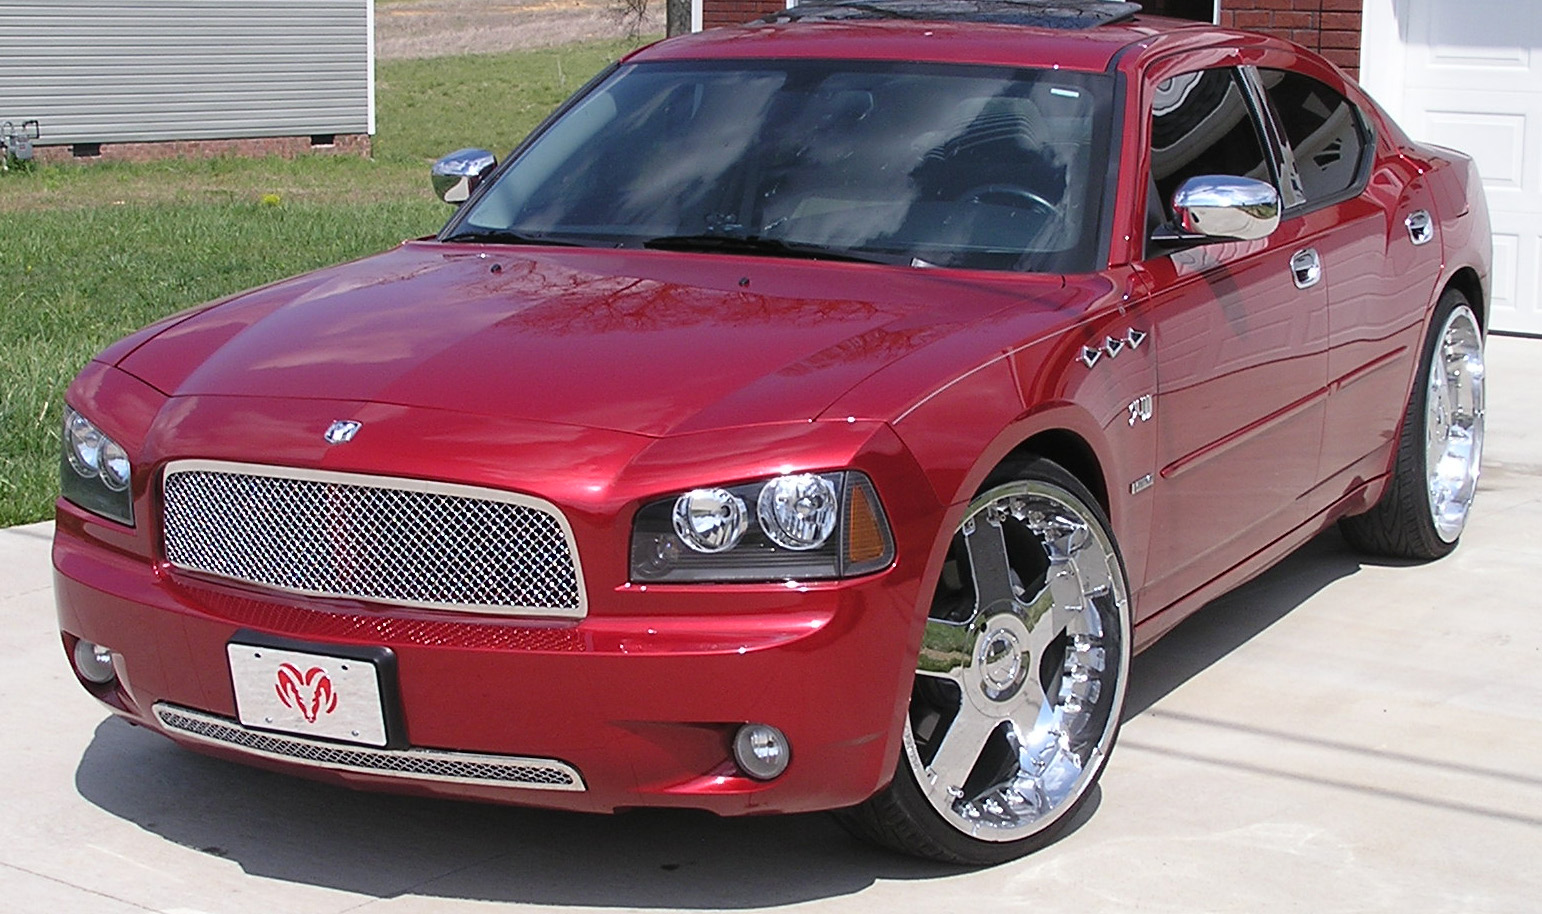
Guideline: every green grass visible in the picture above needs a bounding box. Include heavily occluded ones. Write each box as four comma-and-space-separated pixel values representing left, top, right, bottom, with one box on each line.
377, 41, 640, 161
0, 37, 654, 526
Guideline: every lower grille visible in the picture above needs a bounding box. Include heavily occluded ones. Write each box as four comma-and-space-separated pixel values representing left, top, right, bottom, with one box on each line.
154, 703, 585, 791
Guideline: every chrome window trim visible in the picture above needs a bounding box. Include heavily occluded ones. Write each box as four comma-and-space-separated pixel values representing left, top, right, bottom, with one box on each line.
154, 703, 586, 791
160, 459, 588, 618
1238, 64, 1307, 211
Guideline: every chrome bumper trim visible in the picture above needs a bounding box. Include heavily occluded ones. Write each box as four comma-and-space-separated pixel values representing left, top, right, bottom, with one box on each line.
153, 703, 586, 792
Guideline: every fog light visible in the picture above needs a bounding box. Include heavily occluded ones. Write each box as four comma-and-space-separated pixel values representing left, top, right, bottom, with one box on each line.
73, 639, 116, 685
733, 723, 791, 780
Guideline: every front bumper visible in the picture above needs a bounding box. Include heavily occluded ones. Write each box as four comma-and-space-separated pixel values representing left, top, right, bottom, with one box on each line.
54, 504, 923, 815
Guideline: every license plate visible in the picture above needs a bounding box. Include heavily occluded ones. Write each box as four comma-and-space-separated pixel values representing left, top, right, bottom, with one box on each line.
227, 643, 388, 747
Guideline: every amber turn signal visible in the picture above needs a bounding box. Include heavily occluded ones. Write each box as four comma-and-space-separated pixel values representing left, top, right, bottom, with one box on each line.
846, 483, 886, 565
842, 475, 894, 575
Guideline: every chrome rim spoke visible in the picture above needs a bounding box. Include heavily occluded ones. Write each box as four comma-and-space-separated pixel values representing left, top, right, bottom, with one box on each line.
1045, 554, 1099, 639
917, 703, 1003, 810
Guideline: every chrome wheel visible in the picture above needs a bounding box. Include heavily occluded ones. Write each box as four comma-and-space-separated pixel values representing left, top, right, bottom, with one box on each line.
1340, 288, 1483, 560
1424, 305, 1485, 543
905, 476, 1129, 845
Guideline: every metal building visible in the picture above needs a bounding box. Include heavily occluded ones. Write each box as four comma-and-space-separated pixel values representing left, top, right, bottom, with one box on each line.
0, 0, 374, 158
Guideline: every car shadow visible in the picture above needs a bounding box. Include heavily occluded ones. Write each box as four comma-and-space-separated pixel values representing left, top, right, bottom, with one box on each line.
73, 530, 1377, 906
76, 716, 977, 907
1124, 528, 1398, 718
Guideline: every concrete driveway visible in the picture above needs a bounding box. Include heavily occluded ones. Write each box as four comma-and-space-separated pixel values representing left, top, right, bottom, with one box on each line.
3, 337, 1540, 914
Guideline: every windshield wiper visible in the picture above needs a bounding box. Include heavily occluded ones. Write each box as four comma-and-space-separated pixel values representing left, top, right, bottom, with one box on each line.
641, 233, 888, 264
440, 228, 584, 247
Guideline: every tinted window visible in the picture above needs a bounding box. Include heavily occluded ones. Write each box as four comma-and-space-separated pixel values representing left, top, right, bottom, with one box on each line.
1259, 69, 1367, 203
454, 61, 1114, 273
1149, 68, 1272, 218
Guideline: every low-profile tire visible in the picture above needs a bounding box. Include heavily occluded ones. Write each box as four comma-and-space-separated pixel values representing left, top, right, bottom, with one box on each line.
837, 456, 1131, 865
1340, 288, 1485, 560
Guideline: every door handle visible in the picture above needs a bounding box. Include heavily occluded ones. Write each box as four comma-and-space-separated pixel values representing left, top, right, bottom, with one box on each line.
1406, 209, 1435, 246
1291, 248, 1321, 290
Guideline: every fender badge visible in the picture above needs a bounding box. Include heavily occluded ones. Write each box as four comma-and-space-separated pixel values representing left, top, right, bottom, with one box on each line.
1127, 394, 1153, 426
1079, 327, 1148, 369
324, 420, 363, 444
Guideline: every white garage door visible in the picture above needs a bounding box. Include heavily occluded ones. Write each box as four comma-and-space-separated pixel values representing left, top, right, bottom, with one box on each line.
1362, 0, 1542, 336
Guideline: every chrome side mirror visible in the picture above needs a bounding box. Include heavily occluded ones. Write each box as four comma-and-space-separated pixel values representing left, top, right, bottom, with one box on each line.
431, 148, 497, 205
1156, 175, 1280, 244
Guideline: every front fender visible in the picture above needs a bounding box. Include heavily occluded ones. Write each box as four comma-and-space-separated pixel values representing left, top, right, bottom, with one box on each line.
889, 323, 1159, 617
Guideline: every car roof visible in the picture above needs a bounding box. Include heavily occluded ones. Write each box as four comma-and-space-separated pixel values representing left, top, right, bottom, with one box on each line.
626, 7, 1229, 74
768, 0, 1145, 29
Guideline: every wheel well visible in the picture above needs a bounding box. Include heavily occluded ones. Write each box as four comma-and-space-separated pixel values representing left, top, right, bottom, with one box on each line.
1447, 267, 1486, 330
999, 430, 1109, 515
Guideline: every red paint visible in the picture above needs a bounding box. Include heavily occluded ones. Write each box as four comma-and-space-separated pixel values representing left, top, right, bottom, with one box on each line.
55, 18, 1489, 817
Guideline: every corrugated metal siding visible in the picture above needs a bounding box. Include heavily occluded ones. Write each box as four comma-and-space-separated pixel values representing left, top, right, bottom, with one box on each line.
0, 0, 372, 145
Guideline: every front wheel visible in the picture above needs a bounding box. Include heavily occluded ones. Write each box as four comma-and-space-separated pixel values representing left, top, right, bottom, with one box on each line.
838, 457, 1131, 864
1340, 289, 1485, 559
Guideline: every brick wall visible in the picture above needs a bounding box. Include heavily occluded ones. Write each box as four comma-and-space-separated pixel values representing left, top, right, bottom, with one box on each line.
1219, 0, 1363, 77
702, 0, 785, 29
696, 0, 1366, 78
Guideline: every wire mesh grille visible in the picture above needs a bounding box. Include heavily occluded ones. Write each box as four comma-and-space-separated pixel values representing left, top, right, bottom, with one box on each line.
162, 465, 583, 615
155, 704, 584, 790
178, 580, 589, 652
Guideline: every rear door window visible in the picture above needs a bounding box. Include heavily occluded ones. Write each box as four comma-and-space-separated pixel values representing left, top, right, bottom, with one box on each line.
1257, 69, 1370, 205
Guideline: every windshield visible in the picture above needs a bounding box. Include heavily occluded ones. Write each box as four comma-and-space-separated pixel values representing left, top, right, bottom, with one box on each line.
449, 60, 1114, 273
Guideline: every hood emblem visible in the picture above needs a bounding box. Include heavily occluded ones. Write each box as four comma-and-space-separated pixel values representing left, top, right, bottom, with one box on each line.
324, 420, 363, 444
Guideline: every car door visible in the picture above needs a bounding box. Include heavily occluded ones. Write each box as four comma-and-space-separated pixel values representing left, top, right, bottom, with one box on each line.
1250, 66, 1439, 494
1133, 65, 1330, 615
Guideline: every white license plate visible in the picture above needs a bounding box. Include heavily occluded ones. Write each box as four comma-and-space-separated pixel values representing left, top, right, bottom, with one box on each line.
227, 644, 388, 747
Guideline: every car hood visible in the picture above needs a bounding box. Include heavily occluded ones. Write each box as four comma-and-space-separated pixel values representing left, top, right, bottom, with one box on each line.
115, 241, 1069, 437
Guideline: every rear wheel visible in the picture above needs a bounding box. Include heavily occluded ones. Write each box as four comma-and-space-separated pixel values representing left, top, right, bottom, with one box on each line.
838, 457, 1130, 864
1340, 289, 1485, 559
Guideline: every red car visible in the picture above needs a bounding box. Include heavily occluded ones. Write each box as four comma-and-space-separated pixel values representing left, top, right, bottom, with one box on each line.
55, 0, 1489, 864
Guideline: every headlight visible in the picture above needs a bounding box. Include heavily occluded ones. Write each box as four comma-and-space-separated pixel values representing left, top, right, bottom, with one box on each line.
65, 409, 105, 477
672, 487, 749, 553
756, 474, 838, 550
630, 471, 894, 583
60, 406, 134, 526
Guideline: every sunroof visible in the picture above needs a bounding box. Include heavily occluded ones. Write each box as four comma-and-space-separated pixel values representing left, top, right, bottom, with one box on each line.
762, 0, 1144, 28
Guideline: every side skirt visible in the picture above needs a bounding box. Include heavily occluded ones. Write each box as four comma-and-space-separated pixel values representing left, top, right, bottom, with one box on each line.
1131, 470, 1389, 654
